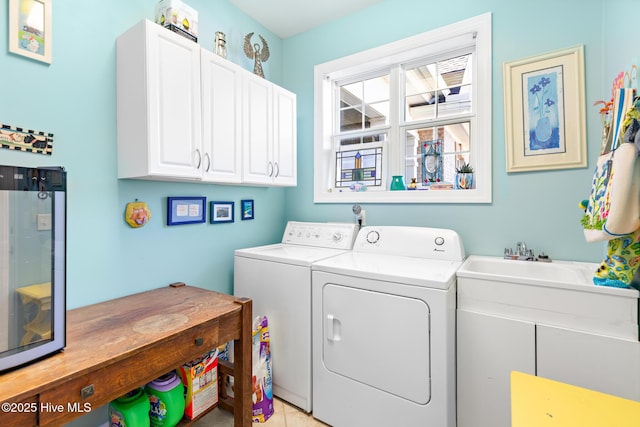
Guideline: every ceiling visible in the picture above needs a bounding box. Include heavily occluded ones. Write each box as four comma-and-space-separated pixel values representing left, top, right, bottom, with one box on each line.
227, 0, 384, 38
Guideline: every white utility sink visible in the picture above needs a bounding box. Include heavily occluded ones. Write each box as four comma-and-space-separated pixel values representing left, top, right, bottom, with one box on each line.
456, 255, 639, 339
458, 255, 601, 292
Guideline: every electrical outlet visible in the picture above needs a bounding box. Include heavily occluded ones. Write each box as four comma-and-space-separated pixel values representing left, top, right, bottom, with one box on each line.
37, 214, 52, 231
356, 209, 366, 227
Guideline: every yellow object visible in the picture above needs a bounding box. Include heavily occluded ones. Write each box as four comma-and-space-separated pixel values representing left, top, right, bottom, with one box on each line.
125, 201, 151, 228
16, 282, 51, 345
511, 371, 640, 426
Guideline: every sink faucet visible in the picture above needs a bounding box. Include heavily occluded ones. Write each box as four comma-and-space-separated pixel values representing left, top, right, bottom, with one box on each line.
504, 242, 550, 262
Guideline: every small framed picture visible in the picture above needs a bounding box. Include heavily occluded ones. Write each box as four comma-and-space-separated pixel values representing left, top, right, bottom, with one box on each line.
210, 201, 234, 224
240, 199, 254, 220
167, 197, 206, 226
9, 0, 53, 64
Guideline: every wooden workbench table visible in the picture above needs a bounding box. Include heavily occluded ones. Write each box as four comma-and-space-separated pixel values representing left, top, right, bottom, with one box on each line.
0, 285, 252, 426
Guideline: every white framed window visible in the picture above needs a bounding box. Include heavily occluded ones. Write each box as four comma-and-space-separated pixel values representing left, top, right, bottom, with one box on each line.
314, 13, 492, 203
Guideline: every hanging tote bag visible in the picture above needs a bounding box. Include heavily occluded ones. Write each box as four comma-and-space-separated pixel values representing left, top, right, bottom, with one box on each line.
582, 88, 640, 242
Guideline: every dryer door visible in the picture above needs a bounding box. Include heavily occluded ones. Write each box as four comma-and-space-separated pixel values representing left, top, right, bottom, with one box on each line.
321, 283, 431, 404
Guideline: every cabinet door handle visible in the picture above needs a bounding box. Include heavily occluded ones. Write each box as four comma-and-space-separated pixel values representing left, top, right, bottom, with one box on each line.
195, 149, 202, 169
204, 153, 211, 173
274, 162, 280, 178
268, 162, 274, 177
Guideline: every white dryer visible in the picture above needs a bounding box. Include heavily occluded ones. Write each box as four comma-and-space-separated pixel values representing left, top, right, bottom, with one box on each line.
312, 226, 465, 427
234, 221, 358, 412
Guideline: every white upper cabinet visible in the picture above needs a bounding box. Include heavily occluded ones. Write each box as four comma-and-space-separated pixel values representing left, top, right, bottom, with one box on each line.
242, 72, 297, 186
117, 20, 202, 181
272, 85, 297, 186
116, 20, 297, 186
201, 48, 243, 184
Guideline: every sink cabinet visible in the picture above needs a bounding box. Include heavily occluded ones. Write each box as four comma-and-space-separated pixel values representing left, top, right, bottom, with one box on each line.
456, 263, 640, 427
116, 20, 296, 186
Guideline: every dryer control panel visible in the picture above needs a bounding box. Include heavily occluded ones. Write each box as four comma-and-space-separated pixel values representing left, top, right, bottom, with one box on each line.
282, 221, 359, 250
354, 226, 465, 261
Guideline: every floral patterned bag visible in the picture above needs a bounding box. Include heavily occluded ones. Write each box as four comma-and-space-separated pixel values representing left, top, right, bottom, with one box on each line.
582, 88, 640, 242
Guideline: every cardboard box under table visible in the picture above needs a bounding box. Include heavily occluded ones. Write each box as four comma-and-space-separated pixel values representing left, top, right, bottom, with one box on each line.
178, 348, 219, 420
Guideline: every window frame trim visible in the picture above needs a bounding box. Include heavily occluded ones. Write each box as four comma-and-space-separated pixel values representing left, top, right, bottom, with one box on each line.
314, 12, 492, 203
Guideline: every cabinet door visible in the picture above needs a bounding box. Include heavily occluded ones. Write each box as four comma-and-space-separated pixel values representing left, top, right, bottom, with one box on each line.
146, 24, 202, 179
242, 74, 273, 185
272, 86, 297, 186
457, 310, 535, 427
201, 50, 242, 183
537, 324, 640, 401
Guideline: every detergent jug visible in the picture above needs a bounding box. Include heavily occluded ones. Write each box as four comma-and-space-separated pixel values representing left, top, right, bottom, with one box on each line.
145, 371, 185, 427
108, 388, 151, 427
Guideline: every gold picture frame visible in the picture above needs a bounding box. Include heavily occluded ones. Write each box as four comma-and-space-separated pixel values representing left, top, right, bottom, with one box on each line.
504, 45, 586, 172
9, 0, 52, 64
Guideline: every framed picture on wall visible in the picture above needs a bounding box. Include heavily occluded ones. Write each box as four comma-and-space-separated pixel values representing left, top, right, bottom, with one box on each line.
167, 197, 206, 226
240, 199, 254, 220
503, 45, 586, 172
210, 201, 234, 224
9, 0, 53, 64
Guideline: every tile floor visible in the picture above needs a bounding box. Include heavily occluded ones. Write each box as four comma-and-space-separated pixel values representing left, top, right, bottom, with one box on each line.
192, 398, 330, 427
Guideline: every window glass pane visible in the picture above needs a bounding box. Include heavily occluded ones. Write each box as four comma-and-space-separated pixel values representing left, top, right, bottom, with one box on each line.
404, 122, 470, 189
406, 65, 437, 96
404, 53, 473, 122
366, 101, 390, 127
339, 132, 387, 147
339, 75, 390, 131
364, 75, 389, 104
340, 107, 362, 132
406, 92, 437, 121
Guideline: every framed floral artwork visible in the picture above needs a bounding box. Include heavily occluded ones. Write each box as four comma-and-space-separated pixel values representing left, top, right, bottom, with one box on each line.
504, 45, 586, 172
9, 0, 52, 64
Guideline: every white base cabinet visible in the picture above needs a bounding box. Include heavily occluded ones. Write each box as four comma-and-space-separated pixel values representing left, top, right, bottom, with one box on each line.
456, 310, 535, 427
536, 324, 640, 400
116, 20, 296, 186
457, 273, 640, 427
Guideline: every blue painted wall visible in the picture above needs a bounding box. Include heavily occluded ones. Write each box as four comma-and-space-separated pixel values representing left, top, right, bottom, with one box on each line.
283, 0, 610, 263
0, 0, 635, 424
0, 0, 287, 311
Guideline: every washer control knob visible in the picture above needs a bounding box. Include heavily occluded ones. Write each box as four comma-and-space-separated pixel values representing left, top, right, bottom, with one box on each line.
332, 232, 343, 242
366, 230, 380, 244
434, 236, 445, 246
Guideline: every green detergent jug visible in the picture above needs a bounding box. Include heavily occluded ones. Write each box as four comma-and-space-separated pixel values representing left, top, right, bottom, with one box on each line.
145, 371, 185, 427
108, 388, 151, 427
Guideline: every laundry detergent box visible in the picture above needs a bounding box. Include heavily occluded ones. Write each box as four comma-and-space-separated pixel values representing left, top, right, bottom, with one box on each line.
154, 0, 198, 42
177, 348, 218, 420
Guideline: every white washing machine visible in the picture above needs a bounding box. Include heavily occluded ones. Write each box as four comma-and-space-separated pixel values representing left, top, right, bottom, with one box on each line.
312, 226, 465, 427
234, 221, 359, 412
